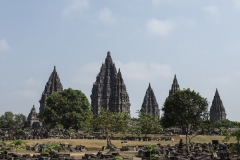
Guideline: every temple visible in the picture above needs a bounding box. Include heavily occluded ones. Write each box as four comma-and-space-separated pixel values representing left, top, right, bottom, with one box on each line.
26, 105, 42, 129
109, 69, 131, 114
91, 52, 131, 115
169, 74, 180, 97
39, 66, 63, 114
140, 83, 160, 117
210, 89, 227, 121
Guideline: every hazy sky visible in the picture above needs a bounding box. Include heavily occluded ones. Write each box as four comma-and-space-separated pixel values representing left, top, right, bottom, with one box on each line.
1, 0, 240, 119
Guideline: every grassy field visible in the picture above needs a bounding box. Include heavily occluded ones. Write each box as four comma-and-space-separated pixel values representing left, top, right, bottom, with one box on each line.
4, 135, 237, 159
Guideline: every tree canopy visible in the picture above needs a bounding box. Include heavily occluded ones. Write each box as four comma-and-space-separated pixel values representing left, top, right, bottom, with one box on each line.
94, 109, 130, 146
161, 88, 209, 149
42, 88, 93, 130
0, 112, 26, 129
136, 111, 162, 137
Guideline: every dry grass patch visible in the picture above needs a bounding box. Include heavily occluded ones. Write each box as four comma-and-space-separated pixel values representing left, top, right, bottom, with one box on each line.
3, 135, 238, 158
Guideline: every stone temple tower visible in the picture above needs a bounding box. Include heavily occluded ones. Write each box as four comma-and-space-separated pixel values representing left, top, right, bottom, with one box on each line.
141, 83, 160, 117
26, 105, 42, 128
109, 69, 131, 115
169, 74, 180, 97
210, 89, 227, 121
39, 66, 63, 114
91, 51, 117, 115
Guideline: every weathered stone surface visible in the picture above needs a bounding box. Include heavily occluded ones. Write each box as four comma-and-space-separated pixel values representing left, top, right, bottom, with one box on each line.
109, 69, 131, 115
39, 66, 63, 114
26, 105, 42, 129
169, 74, 180, 97
140, 83, 160, 117
210, 89, 227, 121
91, 52, 131, 115
90, 52, 117, 115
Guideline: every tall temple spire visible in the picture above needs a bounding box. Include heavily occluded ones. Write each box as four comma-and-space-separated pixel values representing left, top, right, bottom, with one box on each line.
91, 51, 117, 115
210, 89, 227, 121
141, 83, 160, 117
169, 74, 180, 97
39, 66, 63, 113
109, 69, 131, 114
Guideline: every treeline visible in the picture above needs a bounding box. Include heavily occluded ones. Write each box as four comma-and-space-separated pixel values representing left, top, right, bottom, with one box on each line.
0, 111, 26, 128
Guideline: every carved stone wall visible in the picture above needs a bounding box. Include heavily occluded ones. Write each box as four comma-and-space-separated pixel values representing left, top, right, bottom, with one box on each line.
109, 69, 131, 115
39, 66, 63, 114
141, 83, 159, 117
169, 74, 180, 97
91, 52, 131, 115
210, 89, 227, 121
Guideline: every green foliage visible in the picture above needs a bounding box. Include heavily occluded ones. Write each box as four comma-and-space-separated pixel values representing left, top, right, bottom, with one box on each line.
223, 130, 240, 153
0, 112, 27, 129
42, 143, 61, 154
142, 144, 159, 153
112, 156, 123, 160
142, 144, 159, 159
161, 88, 208, 148
213, 119, 239, 129
42, 88, 93, 131
14, 114, 27, 128
137, 111, 162, 137
94, 109, 131, 146
9, 140, 26, 153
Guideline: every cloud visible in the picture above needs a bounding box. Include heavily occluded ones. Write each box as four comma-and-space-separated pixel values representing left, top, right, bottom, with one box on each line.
146, 18, 176, 36
62, 0, 89, 15
0, 39, 11, 51
203, 5, 218, 15
227, 41, 240, 52
234, 0, 240, 9
115, 61, 173, 81
8, 90, 39, 100
98, 8, 116, 24
21, 78, 42, 88
152, 0, 175, 6
72, 61, 174, 87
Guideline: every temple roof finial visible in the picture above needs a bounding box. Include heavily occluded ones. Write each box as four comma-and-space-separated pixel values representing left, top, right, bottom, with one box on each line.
107, 51, 111, 57
54, 66, 56, 71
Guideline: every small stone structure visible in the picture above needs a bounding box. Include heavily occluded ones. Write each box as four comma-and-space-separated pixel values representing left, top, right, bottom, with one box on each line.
26, 105, 42, 129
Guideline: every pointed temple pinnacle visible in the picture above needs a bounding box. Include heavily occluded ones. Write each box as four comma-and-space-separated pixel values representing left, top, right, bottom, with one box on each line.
54, 66, 56, 71
215, 88, 219, 96
107, 51, 111, 57
149, 83, 151, 88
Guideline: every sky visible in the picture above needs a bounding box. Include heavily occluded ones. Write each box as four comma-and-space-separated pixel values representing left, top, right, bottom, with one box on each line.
1, 0, 240, 120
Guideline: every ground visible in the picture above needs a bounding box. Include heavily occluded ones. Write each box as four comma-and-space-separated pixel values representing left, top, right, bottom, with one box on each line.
4, 135, 236, 159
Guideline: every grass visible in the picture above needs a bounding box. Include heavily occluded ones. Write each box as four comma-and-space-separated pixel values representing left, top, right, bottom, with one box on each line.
3, 135, 238, 159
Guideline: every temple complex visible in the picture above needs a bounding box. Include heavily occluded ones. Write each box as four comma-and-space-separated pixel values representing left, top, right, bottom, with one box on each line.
39, 66, 63, 114
169, 74, 180, 97
109, 69, 131, 114
26, 105, 42, 129
210, 89, 227, 121
140, 83, 160, 117
91, 52, 131, 115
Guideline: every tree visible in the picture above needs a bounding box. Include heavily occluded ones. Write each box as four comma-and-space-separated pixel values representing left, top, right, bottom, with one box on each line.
136, 111, 162, 137
0, 112, 27, 129
42, 88, 93, 130
161, 88, 208, 150
9, 140, 26, 153
223, 130, 240, 154
14, 114, 27, 128
94, 109, 130, 146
